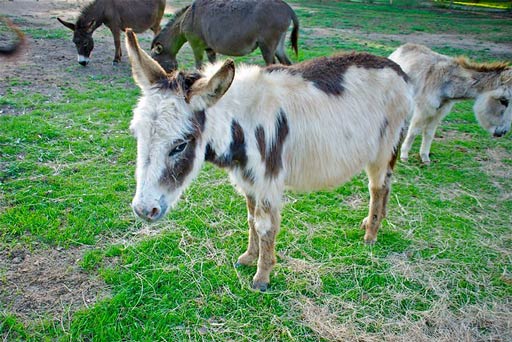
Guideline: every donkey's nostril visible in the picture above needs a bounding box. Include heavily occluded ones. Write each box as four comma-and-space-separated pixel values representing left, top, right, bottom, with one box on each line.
493, 129, 506, 137
132, 204, 160, 222
79, 61, 88, 66
148, 207, 160, 220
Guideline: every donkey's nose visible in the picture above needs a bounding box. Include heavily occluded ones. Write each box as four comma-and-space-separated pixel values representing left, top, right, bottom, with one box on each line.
493, 128, 507, 137
79, 60, 89, 66
132, 204, 162, 222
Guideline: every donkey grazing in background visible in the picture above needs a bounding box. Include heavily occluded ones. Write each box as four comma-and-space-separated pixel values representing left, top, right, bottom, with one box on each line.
0, 17, 25, 56
58, 0, 165, 66
389, 43, 512, 164
150, 0, 299, 71
126, 30, 413, 291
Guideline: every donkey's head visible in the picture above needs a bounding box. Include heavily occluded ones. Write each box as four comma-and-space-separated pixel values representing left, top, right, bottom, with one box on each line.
150, 28, 179, 72
126, 30, 235, 222
474, 69, 512, 137
57, 17, 96, 66
150, 6, 189, 72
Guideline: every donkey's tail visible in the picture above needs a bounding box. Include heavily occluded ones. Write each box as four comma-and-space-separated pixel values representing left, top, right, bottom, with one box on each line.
290, 10, 299, 57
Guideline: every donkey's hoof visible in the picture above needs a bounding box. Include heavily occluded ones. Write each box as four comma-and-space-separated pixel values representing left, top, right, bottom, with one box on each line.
234, 262, 243, 268
251, 281, 269, 292
364, 238, 376, 246
112, 60, 120, 66
364, 234, 377, 245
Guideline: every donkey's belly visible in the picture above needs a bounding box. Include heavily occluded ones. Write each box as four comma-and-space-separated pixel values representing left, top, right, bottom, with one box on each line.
209, 41, 258, 56
284, 150, 370, 192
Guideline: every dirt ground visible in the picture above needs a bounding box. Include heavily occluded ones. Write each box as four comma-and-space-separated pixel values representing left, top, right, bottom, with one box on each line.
0, 0, 511, 326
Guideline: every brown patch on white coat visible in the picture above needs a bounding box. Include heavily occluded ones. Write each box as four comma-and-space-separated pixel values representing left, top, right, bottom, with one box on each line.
390, 43, 512, 164
126, 29, 413, 291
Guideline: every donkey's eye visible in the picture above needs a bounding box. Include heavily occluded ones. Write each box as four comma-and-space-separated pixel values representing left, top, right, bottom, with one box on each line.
169, 142, 188, 157
499, 98, 509, 107
153, 43, 163, 55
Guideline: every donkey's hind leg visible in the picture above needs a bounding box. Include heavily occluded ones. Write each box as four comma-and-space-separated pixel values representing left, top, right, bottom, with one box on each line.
275, 32, 292, 65
361, 149, 399, 244
258, 40, 277, 65
110, 27, 122, 64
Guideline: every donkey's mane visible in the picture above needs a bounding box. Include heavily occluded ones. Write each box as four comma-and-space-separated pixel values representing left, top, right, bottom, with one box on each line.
76, 0, 104, 27
163, 5, 191, 30
78, 1, 96, 21
455, 56, 510, 73
155, 70, 202, 95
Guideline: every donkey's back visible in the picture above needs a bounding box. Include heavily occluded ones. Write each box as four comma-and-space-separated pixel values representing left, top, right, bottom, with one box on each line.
226, 54, 413, 191
103, 0, 166, 32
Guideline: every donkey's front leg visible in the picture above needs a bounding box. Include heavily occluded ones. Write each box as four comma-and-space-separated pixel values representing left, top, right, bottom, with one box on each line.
205, 48, 217, 63
189, 41, 205, 70
236, 195, 259, 266
252, 200, 281, 292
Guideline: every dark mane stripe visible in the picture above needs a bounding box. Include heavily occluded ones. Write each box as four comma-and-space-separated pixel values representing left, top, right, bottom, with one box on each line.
163, 5, 191, 30
455, 56, 510, 73
77, 1, 98, 26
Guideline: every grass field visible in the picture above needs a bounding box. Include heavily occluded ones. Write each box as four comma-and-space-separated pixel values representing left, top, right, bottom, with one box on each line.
1, 0, 511, 341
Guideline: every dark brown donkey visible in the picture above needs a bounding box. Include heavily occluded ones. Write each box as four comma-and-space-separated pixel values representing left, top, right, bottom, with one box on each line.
58, 0, 165, 66
151, 0, 299, 71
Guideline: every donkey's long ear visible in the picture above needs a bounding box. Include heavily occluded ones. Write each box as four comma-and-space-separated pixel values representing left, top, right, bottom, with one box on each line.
125, 29, 167, 90
188, 59, 235, 110
86, 20, 96, 33
57, 18, 75, 31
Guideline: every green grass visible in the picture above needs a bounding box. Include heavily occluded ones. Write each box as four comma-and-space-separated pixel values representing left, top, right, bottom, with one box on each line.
1, 1, 511, 341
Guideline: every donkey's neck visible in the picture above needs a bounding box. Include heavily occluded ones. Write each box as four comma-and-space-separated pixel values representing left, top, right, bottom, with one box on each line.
203, 107, 247, 170
469, 70, 502, 94
444, 69, 501, 100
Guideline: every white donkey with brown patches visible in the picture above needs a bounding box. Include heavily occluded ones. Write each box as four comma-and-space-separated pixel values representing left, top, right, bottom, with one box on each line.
389, 43, 512, 164
126, 29, 413, 291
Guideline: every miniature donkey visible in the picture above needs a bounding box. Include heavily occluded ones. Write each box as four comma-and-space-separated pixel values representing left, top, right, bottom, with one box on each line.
150, 0, 299, 71
390, 43, 512, 164
58, 0, 165, 66
126, 30, 413, 291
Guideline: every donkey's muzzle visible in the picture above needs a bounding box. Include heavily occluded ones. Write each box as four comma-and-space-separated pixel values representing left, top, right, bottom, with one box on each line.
77, 55, 90, 66
132, 195, 168, 222
493, 128, 508, 137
